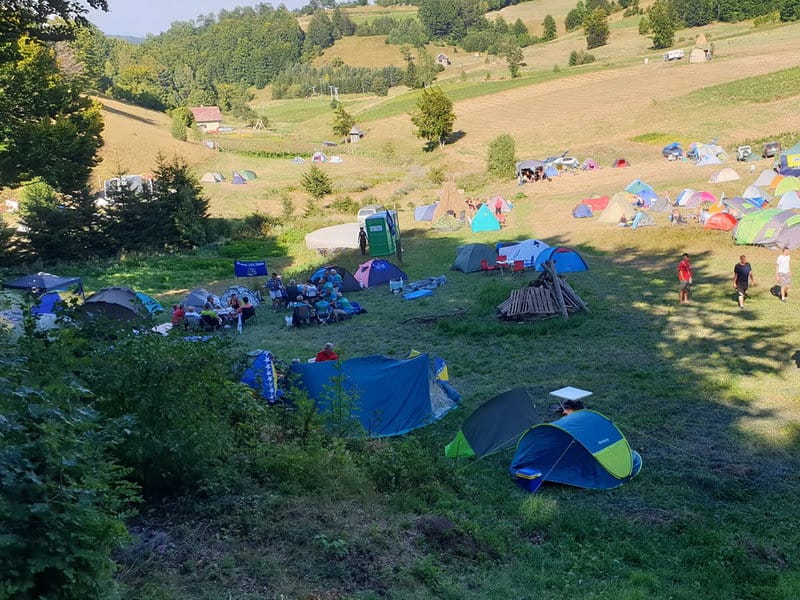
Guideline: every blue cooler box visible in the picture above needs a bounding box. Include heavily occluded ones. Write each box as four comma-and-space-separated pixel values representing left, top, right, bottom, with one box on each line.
514, 468, 543, 492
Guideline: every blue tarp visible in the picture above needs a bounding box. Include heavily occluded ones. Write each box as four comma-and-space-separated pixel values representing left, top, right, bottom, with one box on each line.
31, 291, 62, 315
290, 354, 456, 437
534, 247, 589, 273
510, 410, 642, 490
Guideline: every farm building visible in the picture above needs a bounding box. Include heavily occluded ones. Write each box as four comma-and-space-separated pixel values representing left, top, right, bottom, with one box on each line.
189, 106, 223, 132
348, 126, 365, 144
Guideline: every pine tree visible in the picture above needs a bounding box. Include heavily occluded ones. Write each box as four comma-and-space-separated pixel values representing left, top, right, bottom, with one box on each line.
542, 15, 557, 41
332, 104, 356, 138
583, 8, 610, 49
647, 0, 676, 49
302, 166, 333, 200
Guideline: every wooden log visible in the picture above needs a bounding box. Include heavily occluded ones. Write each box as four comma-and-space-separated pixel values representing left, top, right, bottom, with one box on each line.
560, 279, 590, 312
545, 261, 569, 320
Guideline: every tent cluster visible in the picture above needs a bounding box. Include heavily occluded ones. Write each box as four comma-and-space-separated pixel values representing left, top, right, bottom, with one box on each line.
514, 155, 615, 184
575, 179, 664, 228
200, 170, 257, 184
416, 184, 515, 232
445, 388, 641, 492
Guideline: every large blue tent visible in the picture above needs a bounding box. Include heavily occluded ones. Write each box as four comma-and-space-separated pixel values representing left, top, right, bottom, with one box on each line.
510, 410, 642, 490
290, 354, 458, 437
534, 247, 589, 273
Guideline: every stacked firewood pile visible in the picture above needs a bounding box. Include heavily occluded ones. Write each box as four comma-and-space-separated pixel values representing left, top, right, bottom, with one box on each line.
497, 261, 589, 321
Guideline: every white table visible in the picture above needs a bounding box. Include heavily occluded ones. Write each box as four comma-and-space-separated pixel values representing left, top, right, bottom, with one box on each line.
549, 386, 593, 403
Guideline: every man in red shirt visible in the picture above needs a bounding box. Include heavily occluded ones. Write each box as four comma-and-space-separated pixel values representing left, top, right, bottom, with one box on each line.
678, 253, 693, 304
315, 342, 338, 362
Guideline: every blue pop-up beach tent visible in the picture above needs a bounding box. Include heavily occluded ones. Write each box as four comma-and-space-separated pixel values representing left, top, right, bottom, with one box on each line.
290, 354, 458, 437
510, 410, 642, 490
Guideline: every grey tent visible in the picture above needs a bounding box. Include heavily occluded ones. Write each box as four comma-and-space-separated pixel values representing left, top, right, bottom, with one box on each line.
650, 197, 673, 212
3, 272, 83, 297
81, 286, 161, 322
184, 288, 219, 310
630, 210, 656, 229
445, 388, 539, 458
220, 286, 261, 308
451, 243, 497, 273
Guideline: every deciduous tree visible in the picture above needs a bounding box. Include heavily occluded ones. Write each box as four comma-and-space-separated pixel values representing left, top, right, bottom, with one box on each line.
647, 0, 677, 49
410, 86, 455, 148
487, 134, 516, 178
332, 104, 356, 137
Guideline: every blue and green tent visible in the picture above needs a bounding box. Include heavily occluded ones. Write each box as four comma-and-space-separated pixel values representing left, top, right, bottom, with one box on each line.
509, 410, 642, 490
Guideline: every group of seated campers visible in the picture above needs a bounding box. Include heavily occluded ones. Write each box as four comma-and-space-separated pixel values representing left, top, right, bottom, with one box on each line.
171, 293, 255, 331
286, 269, 357, 326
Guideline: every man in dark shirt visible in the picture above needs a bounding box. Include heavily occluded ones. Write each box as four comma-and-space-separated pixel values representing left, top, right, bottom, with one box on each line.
733, 255, 755, 308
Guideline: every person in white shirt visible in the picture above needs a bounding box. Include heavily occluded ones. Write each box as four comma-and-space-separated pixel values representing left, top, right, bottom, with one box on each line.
776, 246, 791, 302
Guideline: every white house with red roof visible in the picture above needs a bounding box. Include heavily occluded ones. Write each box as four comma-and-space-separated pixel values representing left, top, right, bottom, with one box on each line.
189, 106, 222, 132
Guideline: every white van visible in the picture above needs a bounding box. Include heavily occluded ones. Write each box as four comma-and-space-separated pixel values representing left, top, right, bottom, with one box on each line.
357, 204, 387, 226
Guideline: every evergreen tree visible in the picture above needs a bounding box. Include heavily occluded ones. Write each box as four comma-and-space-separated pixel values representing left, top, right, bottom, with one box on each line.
487, 134, 516, 178
371, 72, 389, 96
410, 86, 455, 148
511, 18, 529, 37
583, 8, 610, 49
150, 155, 209, 248
332, 104, 356, 137
331, 7, 356, 38
302, 166, 333, 200
0, 39, 103, 194
647, 0, 676, 49
565, 3, 586, 31
542, 15, 557, 41
306, 11, 335, 49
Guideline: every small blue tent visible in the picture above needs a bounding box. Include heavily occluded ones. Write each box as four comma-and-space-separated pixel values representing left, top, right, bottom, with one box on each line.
543, 165, 559, 179
471, 204, 501, 233
572, 204, 593, 218
415, 203, 438, 221
534, 246, 589, 273
290, 354, 458, 437
232, 171, 247, 184
510, 410, 642, 490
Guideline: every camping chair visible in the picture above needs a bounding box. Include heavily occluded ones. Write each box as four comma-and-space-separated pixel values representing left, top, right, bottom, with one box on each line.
496, 254, 508, 274
512, 260, 525, 276
315, 301, 334, 325
184, 314, 201, 331
480, 259, 499, 275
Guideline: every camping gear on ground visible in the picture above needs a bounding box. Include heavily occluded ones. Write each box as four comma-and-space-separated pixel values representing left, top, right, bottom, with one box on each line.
290, 353, 459, 437
445, 388, 538, 459
432, 214, 462, 231
451, 243, 497, 273
703, 212, 737, 231
305, 223, 360, 251
231, 171, 247, 184
291, 156, 306, 164
389, 278, 405, 294
310, 266, 361, 293
414, 203, 438, 221
498, 239, 550, 267
81, 286, 162, 322
533, 247, 589, 273
3, 272, 84, 297
354, 258, 407, 289
403, 289, 432, 300
509, 410, 642, 491
365, 211, 399, 257
709, 167, 740, 183
402, 275, 446, 294
471, 204, 501, 233
683, 190, 718, 208
573, 204, 593, 218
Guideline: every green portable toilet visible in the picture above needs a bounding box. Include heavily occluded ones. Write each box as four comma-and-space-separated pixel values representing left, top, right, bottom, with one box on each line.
365, 211, 399, 257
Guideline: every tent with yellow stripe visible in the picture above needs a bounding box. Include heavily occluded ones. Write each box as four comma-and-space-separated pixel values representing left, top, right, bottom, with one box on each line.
509, 410, 642, 490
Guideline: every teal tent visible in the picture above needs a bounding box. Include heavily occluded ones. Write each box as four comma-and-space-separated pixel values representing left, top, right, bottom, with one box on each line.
471, 204, 501, 233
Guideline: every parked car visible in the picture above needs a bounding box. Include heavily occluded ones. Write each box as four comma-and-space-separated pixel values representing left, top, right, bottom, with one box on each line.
546, 156, 580, 170
763, 141, 781, 158
357, 204, 387, 226
662, 142, 683, 158
736, 145, 752, 162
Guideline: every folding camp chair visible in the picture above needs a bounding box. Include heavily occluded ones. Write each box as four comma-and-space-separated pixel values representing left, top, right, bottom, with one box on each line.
315, 302, 334, 325
292, 304, 312, 327
512, 260, 525, 276
480, 259, 499, 274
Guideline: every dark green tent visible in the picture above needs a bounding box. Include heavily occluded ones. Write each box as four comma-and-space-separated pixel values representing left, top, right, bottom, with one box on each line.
445, 388, 539, 458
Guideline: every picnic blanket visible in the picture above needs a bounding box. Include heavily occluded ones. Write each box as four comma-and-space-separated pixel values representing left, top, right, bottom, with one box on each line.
402, 276, 446, 295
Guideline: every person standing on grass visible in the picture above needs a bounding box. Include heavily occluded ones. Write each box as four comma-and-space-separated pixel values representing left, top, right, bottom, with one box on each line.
358, 227, 368, 256
734, 255, 755, 308
678, 253, 693, 304
776, 246, 791, 302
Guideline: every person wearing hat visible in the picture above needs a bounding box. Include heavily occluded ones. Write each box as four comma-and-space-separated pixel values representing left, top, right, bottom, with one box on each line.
315, 342, 338, 362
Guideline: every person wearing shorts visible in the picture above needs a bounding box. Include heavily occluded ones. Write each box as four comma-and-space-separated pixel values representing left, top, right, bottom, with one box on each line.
678, 253, 693, 304
733, 255, 755, 308
776, 246, 791, 302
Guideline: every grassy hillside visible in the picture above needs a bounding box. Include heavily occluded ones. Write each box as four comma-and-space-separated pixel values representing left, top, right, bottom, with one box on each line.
79, 14, 800, 599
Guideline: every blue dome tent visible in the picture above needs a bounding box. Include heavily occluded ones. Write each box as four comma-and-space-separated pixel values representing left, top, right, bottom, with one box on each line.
510, 410, 642, 490
534, 247, 589, 273
572, 203, 593, 218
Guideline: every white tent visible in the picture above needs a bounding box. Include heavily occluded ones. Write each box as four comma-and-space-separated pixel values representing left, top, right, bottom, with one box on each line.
709, 167, 740, 183
497, 239, 550, 266
777, 191, 800, 210
753, 169, 778, 188
305, 223, 360, 251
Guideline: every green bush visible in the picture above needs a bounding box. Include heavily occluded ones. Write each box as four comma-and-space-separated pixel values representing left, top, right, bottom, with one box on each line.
569, 50, 596, 66
0, 366, 137, 599
330, 195, 360, 214
428, 166, 445, 185
487, 133, 516, 179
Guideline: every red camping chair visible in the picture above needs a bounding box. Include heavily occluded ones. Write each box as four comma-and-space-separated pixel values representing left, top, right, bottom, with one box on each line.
496, 255, 508, 273
512, 260, 525, 275
480, 259, 498, 274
